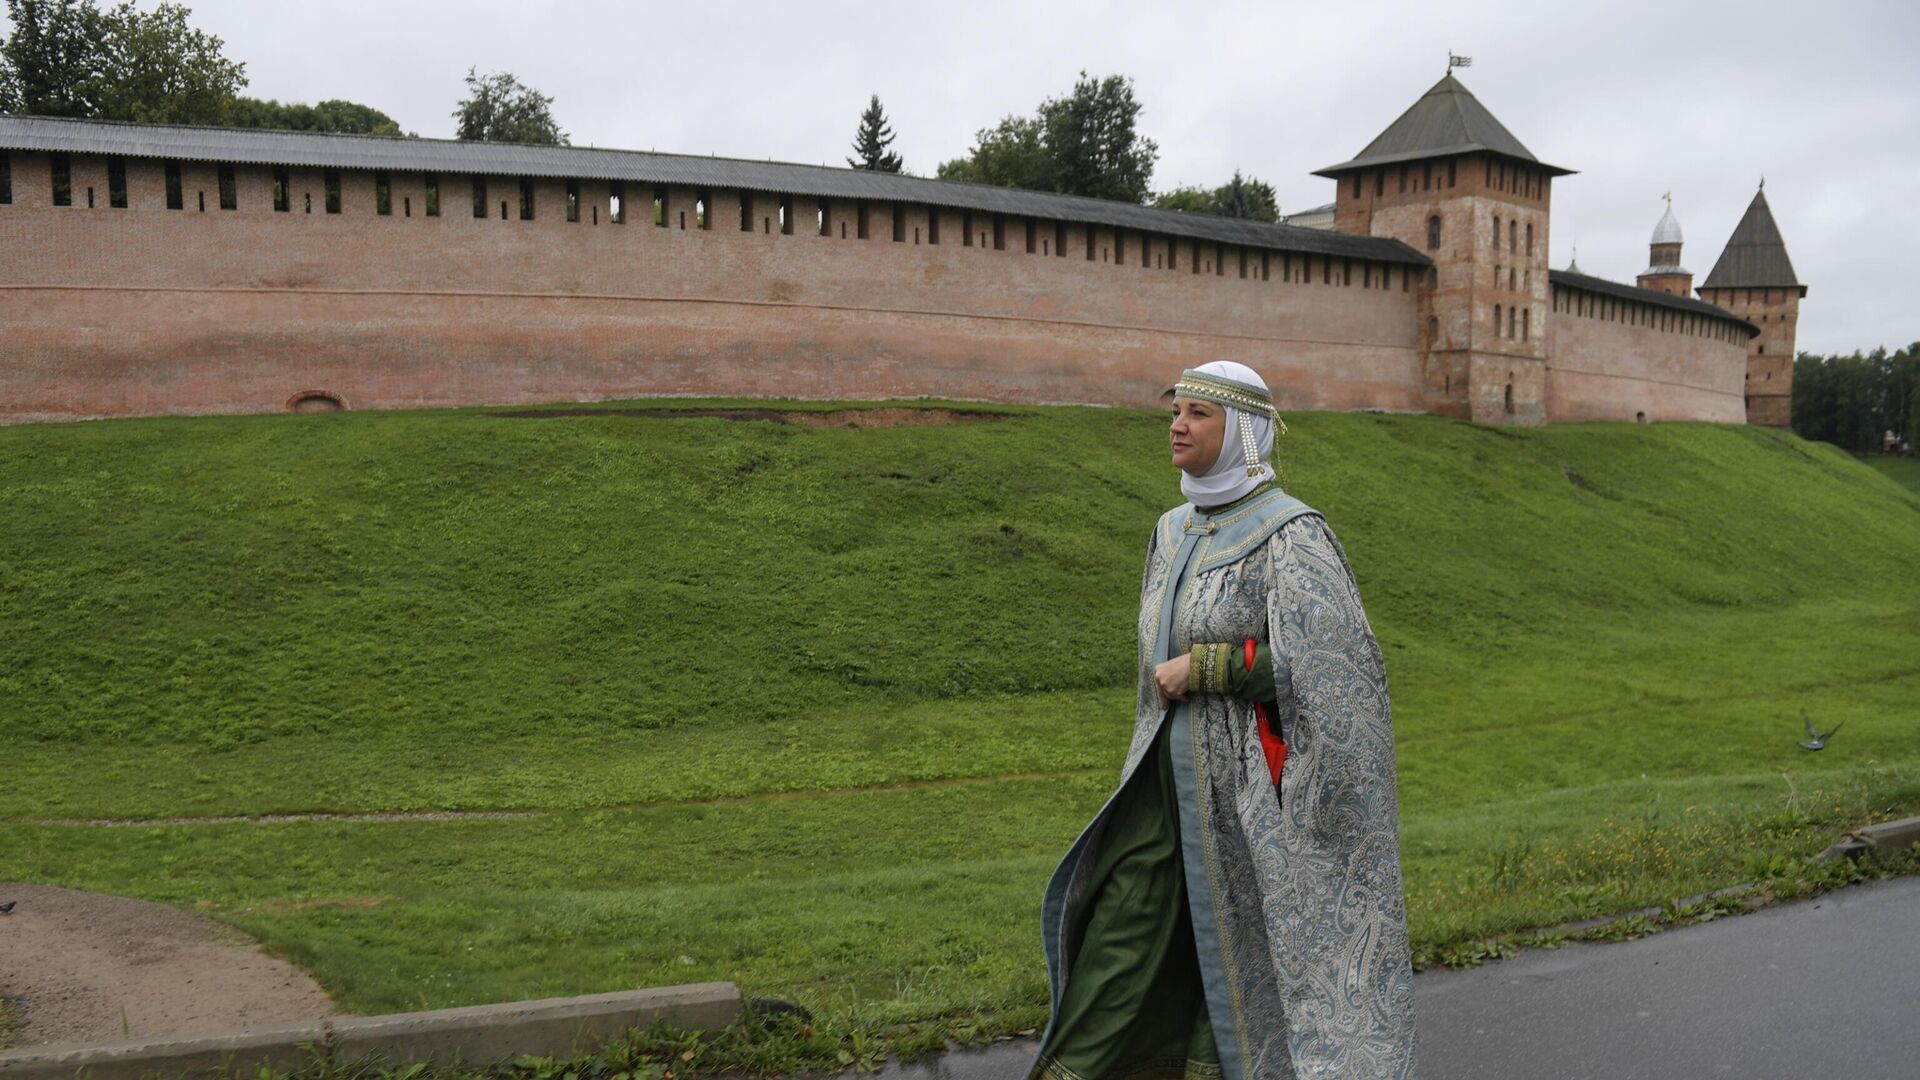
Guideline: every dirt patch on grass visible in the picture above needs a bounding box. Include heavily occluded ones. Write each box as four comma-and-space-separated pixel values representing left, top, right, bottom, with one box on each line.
486, 406, 1012, 428
0, 882, 341, 1050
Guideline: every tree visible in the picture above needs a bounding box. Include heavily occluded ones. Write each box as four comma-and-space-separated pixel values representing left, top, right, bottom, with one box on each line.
1792, 343, 1920, 452
938, 71, 1158, 203
0, 0, 243, 124
846, 93, 902, 172
0, 0, 109, 117
1216, 170, 1279, 222
452, 68, 567, 146
232, 97, 403, 136
937, 115, 1048, 189
88, 1, 245, 124
1040, 72, 1157, 203
1152, 170, 1280, 222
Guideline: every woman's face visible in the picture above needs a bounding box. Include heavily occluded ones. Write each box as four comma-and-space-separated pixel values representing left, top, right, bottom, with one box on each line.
1169, 396, 1226, 476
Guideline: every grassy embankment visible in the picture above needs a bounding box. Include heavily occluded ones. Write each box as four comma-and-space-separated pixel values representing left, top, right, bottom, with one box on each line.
3, 400, 1917, 1039
1862, 453, 1920, 496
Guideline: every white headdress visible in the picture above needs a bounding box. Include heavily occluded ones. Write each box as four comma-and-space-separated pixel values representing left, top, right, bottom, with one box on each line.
1171, 360, 1285, 507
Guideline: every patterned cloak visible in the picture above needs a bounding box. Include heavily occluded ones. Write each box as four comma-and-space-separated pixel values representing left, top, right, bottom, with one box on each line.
1036, 489, 1417, 1079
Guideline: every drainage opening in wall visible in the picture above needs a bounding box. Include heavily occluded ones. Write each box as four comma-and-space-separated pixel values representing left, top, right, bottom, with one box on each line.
286, 390, 347, 413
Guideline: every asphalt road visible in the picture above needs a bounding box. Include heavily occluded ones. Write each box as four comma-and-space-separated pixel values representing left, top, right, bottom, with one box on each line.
838, 874, 1920, 1079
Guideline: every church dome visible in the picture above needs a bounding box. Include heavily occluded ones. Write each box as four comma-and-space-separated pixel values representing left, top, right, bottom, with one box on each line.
1651, 203, 1683, 245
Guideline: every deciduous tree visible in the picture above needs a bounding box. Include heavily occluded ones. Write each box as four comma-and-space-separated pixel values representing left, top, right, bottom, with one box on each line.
452, 68, 567, 146
232, 97, 403, 136
938, 72, 1158, 203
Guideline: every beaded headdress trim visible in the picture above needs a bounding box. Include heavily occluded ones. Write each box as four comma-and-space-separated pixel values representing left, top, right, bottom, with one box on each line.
1171, 369, 1287, 433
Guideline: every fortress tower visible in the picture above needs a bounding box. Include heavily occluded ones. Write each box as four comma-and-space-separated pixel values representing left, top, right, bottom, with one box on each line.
1637, 198, 1692, 296
1316, 73, 1572, 425
1697, 187, 1806, 427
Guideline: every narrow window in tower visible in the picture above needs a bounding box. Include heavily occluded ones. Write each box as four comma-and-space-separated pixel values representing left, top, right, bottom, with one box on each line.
818, 198, 831, 236
780, 195, 793, 235
1351, 173, 1361, 198
425, 175, 441, 217
565, 181, 586, 223
654, 189, 667, 227
405, 197, 412, 218
1399, 165, 1408, 193
1343, 259, 1352, 286
1427, 215, 1441, 251
1423, 162, 1432, 191
857, 200, 870, 240
740, 191, 753, 232
1509, 219, 1517, 252
1116, 231, 1127, 265
198, 190, 206, 212
1239, 248, 1247, 279
1494, 305, 1503, 336
697, 191, 710, 229
1323, 256, 1332, 284
0, 150, 11, 204
1022, 218, 1036, 254
1261, 251, 1269, 281
107, 157, 127, 208
608, 182, 623, 224
1091, 228, 1101, 262
1363, 264, 1371, 288
1492, 215, 1501, 249
1484, 158, 1492, 185
502, 200, 508, 220
375, 171, 392, 216
993, 213, 1004, 250
1523, 309, 1530, 341
928, 208, 940, 244
1055, 221, 1067, 258
1374, 169, 1384, 197
50, 154, 71, 206
894, 203, 906, 243
1448, 158, 1457, 187
1191, 240, 1200, 273
1216, 243, 1226, 276
472, 177, 487, 218
962, 209, 973, 246
324, 170, 341, 213
1505, 382, 1515, 414
519, 179, 535, 221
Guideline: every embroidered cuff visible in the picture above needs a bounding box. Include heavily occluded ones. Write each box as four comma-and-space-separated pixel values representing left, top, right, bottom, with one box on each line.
1188, 642, 1232, 694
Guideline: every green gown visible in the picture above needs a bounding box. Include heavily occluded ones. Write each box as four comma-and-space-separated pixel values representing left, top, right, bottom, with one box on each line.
1036, 636, 1276, 1080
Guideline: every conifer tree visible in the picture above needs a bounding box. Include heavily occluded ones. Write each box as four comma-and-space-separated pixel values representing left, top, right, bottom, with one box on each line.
847, 93, 903, 173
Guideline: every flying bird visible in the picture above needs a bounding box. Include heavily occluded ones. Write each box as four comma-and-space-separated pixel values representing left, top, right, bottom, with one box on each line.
1799, 710, 1843, 751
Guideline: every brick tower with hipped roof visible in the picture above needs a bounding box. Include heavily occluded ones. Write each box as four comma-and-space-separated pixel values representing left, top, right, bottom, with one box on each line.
1317, 73, 1573, 425
1637, 197, 1692, 296
1697, 186, 1806, 427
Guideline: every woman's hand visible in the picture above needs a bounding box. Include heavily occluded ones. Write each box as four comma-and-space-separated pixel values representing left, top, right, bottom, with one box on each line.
1154, 654, 1191, 708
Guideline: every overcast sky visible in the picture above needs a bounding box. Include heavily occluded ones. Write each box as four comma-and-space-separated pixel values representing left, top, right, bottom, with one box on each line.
7, 0, 1912, 355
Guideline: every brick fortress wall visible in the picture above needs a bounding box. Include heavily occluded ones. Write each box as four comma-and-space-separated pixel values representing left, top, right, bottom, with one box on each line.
1545, 282, 1749, 423
0, 151, 1431, 424
0, 148, 1759, 426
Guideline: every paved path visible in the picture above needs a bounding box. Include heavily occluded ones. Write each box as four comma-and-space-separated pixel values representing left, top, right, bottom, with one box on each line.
841, 874, 1920, 1079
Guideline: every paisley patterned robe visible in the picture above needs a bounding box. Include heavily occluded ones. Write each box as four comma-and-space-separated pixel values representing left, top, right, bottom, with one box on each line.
1036, 489, 1417, 1079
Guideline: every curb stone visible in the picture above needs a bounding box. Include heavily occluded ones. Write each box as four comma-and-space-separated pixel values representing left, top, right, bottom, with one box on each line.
0, 984, 741, 1080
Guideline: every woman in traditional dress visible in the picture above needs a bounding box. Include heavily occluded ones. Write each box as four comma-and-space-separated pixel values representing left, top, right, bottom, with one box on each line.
1030, 361, 1416, 1080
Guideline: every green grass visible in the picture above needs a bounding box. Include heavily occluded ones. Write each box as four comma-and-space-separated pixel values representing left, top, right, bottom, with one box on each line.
3, 400, 1918, 1039
1862, 453, 1920, 496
